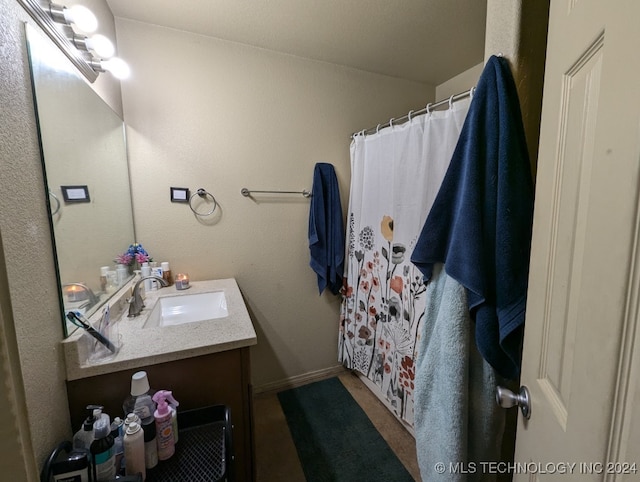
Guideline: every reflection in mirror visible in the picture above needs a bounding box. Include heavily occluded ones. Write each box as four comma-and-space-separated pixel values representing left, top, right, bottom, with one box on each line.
26, 24, 136, 337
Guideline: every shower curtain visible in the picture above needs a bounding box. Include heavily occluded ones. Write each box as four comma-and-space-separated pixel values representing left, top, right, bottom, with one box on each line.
338, 98, 470, 425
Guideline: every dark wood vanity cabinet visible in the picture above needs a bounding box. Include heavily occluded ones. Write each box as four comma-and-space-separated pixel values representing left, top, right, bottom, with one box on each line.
66, 347, 255, 482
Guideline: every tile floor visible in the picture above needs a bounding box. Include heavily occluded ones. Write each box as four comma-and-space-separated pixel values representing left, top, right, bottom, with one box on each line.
253, 371, 420, 481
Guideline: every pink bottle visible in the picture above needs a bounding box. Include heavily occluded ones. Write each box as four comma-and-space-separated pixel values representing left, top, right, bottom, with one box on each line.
152, 391, 175, 460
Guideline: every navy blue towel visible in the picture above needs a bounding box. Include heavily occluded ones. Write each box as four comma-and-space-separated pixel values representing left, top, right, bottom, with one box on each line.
309, 163, 345, 295
410, 56, 535, 380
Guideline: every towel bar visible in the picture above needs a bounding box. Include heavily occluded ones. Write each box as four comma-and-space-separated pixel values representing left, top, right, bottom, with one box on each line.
240, 188, 312, 198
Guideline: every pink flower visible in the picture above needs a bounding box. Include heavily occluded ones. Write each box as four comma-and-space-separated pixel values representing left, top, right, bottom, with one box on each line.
372, 277, 380, 291
135, 252, 150, 264
390, 276, 403, 294
115, 253, 133, 265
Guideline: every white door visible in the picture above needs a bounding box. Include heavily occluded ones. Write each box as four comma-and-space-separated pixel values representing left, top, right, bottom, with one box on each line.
514, 0, 640, 480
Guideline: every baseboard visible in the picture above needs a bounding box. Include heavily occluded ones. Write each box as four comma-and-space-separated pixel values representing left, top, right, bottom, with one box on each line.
253, 365, 348, 396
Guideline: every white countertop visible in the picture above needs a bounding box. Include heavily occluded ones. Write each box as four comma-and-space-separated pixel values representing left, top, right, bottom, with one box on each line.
62, 278, 257, 381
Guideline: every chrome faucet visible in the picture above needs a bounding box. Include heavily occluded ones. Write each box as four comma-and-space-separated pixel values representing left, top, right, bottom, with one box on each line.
127, 275, 169, 317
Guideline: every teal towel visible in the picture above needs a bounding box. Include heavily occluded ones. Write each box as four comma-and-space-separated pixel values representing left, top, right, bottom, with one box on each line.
414, 264, 505, 482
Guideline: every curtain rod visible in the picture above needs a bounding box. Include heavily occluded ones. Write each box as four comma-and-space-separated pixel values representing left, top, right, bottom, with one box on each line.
351, 87, 475, 139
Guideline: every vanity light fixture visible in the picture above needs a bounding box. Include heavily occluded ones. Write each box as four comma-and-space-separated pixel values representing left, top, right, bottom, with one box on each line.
49, 2, 98, 33
18, 0, 130, 82
73, 34, 115, 59
90, 57, 131, 80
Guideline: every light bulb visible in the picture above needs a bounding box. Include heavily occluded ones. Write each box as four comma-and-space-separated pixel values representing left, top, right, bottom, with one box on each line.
100, 57, 131, 79
63, 5, 98, 33
85, 34, 115, 58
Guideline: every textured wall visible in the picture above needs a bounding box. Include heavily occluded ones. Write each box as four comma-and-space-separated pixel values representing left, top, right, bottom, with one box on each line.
435, 62, 484, 100
115, 18, 435, 389
0, 0, 122, 476
484, 0, 550, 172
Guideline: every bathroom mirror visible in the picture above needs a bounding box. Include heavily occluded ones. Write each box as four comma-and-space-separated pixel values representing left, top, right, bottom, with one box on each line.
26, 24, 136, 336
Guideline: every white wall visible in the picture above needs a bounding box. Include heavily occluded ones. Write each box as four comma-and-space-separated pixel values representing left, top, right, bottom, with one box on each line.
115, 18, 434, 388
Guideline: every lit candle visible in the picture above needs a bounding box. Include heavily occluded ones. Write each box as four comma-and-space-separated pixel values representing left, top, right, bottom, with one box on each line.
67, 285, 79, 302
65, 284, 89, 302
175, 273, 190, 290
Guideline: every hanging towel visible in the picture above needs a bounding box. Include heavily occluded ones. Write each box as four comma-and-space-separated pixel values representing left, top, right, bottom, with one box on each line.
414, 263, 505, 482
410, 55, 534, 380
309, 162, 344, 295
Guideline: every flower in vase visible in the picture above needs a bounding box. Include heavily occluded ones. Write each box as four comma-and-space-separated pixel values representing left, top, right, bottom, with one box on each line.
115, 243, 153, 267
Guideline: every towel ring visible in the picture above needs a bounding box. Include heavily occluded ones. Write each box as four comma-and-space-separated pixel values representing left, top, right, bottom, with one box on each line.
48, 190, 61, 216
189, 188, 218, 216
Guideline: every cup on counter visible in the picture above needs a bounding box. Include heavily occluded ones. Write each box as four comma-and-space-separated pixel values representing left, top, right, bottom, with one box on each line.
175, 273, 190, 290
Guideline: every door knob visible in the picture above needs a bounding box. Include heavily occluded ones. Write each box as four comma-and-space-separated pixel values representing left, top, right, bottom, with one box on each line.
496, 385, 531, 419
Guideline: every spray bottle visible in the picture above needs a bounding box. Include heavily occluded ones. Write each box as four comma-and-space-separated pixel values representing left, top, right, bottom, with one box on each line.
163, 391, 180, 444
152, 391, 175, 460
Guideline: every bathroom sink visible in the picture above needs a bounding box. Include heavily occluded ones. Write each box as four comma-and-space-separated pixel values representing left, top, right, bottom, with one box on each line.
144, 291, 228, 328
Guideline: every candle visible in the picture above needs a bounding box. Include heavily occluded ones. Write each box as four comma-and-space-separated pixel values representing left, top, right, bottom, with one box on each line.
175, 273, 190, 290
64, 284, 89, 302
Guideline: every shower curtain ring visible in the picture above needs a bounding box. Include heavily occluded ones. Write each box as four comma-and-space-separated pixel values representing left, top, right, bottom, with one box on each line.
449, 95, 454, 109
376, 124, 381, 133
470, 86, 476, 99
389, 118, 394, 128
426, 103, 432, 114
408, 110, 414, 121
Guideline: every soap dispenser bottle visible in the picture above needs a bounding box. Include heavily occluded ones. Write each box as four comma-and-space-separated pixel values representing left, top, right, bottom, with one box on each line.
152, 391, 175, 460
72, 405, 100, 460
90, 410, 116, 482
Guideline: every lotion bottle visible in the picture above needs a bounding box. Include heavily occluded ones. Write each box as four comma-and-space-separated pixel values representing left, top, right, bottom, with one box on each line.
152, 391, 175, 460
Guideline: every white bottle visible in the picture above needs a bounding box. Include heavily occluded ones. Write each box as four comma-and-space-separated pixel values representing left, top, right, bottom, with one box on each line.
141, 262, 152, 294
150, 265, 163, 291
124, 421, 146, 480
116, 264, 128, 285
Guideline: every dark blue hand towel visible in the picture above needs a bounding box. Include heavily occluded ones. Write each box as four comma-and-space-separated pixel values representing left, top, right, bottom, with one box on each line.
309, 163, 345, 295
410, 56, 535, 380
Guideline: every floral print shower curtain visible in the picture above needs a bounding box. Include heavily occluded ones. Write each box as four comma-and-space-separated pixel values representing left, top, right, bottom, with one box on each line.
339, 99, 471, 425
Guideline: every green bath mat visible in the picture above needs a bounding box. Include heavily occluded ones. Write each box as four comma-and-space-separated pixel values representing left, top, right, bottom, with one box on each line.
277, 377, 414, 482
